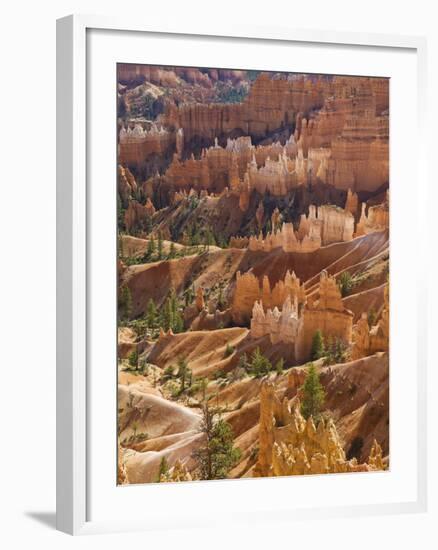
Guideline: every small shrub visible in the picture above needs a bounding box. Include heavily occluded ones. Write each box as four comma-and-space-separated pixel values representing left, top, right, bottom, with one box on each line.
274, 358, 284, 375
157, 456, 169, 482
224, 343, 235, 357
128, 350, 138, 369
338, 271, 354, 297
246, 347, 272, 378
367, 308, 377, 327
162, 365, 175, 382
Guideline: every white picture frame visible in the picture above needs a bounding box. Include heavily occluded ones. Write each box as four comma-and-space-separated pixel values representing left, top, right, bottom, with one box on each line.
56, 14, 428, 535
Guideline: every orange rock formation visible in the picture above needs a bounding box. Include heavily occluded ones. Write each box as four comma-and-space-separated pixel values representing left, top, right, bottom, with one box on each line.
124, 198, 156, 232
355, 194, 390, 236
250, 296, 299, 344
295, 271, 353, 363
351, 284, 389, 359
247, 204, 354, 253
120, 74, 388, 196
119, 123, 176, 165
162, 73, 329, 142
254, 381, 384, 477
232, 270, 306, 324
118, 165, 137, 203
249, 271, 355, 364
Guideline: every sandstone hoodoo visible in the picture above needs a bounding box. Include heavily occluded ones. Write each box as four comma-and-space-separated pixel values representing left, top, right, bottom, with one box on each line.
117, 64, 390, 485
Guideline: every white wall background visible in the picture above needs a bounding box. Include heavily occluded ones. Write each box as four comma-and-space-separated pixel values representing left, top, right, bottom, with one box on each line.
0, 1, 435, 548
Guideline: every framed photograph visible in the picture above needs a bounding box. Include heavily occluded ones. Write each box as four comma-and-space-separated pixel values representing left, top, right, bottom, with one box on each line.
57, 15, 427, 535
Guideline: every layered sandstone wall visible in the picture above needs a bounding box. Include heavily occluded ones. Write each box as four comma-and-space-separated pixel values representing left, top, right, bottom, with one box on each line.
324, 134, 389, 192
162, 73, 329, 142
119, 123, 176, 165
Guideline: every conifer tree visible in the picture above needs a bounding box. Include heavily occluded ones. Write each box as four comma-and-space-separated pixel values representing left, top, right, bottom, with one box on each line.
157, 232, 164, 260
146, 236, 156, 260
275, 357, 284, 375
146, 298, 157, 330
367, 308, 377, 327
192, 401, 241, 480
128, 349, 138, 369
177, 357, 189, 392
237, 353, 248, 372
248, 347, 272, 378
217, 286, 225, 310
310, 330, 325, 360
157, 456, 169, 482
338, 271, 354, 297
173, 310, 184, 333
168, 241, 176, 259
300, 363, 325, 421
161, 296, 172, 331
119, 285, 132, 321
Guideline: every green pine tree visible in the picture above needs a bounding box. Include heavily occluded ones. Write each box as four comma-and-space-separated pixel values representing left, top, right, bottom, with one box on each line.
274, 357, 284, 375
177, 357, 189, 392
146, 236, 156, 260
119, 285, 132, 321
248, 347, 272, 378
146, 298, 158, 330
161, 297, 172, 331
168, 241, 176, 259
192, 401, 241, 480
237, 353, 249, 373
338, 271, 354, 297
310, 330, 325, 360
217, 286, 225, 310
128, 349, 138, 369
300, 363, 325, 421
173, 310, 184, 333
367, 308, 377, 327
157, 456, 169, 482
157, 232, 164, 260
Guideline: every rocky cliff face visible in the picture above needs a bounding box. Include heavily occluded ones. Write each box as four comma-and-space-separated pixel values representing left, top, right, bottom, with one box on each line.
162, 73, 328, 144
118, 165, 137, 205
124, 198, 156, 233
119, 123, 176, 167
